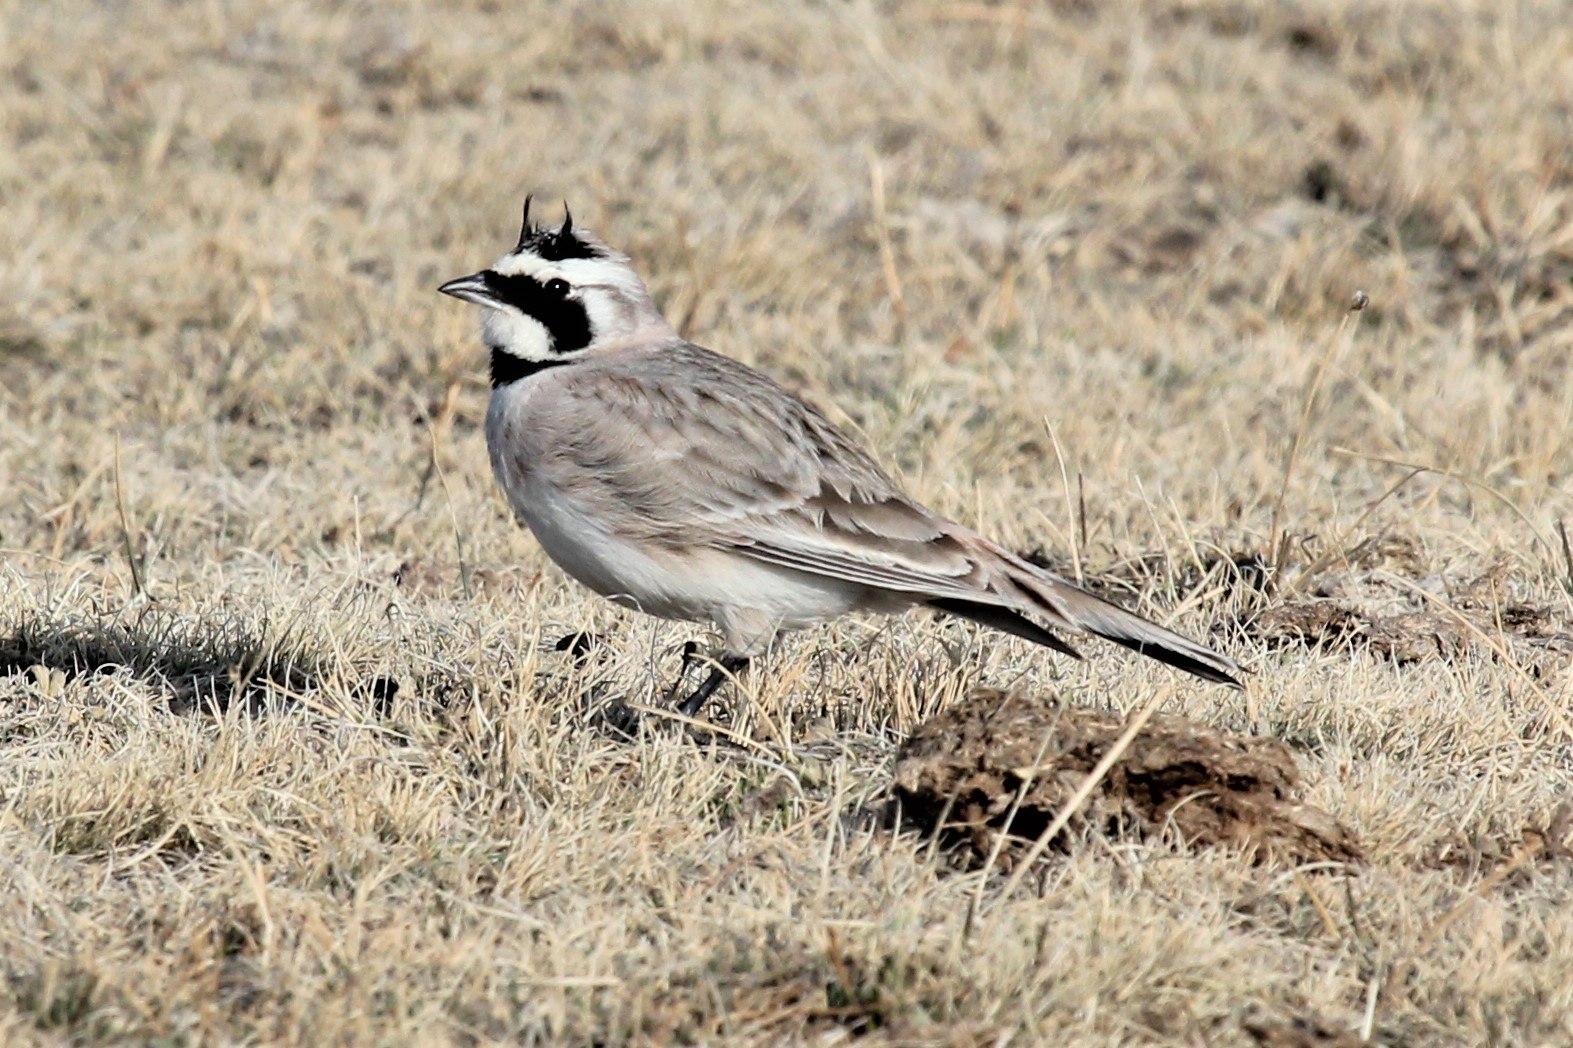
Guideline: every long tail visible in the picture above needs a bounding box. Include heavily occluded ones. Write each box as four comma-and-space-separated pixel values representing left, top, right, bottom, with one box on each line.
929, 549, 1244, 688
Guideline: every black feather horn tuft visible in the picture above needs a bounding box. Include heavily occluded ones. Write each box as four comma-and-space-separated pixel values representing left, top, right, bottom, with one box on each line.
517, 194, 536, 250
509, 196, 602, 261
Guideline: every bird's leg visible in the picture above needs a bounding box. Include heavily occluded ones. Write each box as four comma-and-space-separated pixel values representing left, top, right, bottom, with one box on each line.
675, 652, 750, 719
662, 639, 703, 704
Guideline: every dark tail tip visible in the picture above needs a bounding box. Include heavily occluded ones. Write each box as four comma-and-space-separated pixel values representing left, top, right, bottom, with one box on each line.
1096, 632, 1244, 688
927, 598, 1083, 661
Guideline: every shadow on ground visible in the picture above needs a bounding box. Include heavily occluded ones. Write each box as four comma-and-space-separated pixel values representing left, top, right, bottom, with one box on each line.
0, 607, 352, 715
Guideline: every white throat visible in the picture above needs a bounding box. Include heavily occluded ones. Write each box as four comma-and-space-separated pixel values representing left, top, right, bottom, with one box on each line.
483, 308, 553, 360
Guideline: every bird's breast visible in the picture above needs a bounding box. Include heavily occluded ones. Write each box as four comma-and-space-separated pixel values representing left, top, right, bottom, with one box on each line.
484, 380, 552, 493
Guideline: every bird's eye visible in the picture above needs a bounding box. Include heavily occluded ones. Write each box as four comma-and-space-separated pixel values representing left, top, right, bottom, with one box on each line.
546, 278, 570, 296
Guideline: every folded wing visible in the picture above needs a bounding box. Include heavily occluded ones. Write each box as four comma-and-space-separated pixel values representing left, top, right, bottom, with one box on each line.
542, 343, 1240, 686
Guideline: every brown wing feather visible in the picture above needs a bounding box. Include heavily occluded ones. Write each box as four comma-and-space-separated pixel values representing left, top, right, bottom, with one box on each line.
550, 342, 987, 594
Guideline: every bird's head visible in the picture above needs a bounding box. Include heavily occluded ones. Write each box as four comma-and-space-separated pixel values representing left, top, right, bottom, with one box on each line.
439, 197, 671, 381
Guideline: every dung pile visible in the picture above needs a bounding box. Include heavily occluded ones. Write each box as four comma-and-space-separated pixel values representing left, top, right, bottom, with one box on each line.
891, 688, 1359, 868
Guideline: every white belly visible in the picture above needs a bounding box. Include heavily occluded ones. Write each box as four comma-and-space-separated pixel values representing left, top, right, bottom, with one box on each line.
509, 467, 692, 615
516, 473, 860, 618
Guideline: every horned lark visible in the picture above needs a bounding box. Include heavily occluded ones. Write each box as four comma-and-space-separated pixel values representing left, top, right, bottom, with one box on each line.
439, 199, 1242, 716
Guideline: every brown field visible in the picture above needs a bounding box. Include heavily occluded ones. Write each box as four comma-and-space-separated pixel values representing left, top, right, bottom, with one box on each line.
3, 0, 1572, 1043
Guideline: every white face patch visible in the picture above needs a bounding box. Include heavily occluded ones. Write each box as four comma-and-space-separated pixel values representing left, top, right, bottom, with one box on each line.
449, 223, 674, 366
578, 290, 626, 348
483, 308, 553, 361
485, 248, 653, 352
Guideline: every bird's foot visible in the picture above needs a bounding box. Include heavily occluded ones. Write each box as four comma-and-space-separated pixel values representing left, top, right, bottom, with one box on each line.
563, 636, 749, 739
554, 630, 609, 665
674, 652, 750, 720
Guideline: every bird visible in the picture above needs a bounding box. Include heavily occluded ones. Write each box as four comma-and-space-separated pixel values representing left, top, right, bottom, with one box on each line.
438, 198, 1243, 718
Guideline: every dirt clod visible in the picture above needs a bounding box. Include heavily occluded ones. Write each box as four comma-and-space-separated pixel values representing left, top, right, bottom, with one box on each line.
1245, 1016, 1371, 1047
1240, 559, 1573, 667
891, 688, 1359, 868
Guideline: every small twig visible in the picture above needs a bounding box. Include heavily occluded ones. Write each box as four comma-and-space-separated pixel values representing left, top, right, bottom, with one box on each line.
1555, 520, 1573, 598
112, 435, 149, 600
921, 791, 961, 868
986, 688, 1172, 912
1269, 291, 1368, 575
1331, 446, 1556, 561
1361, 976, 1380, 1041
1293, 871, 1342, 940
1077, 474, 1088, 565
866, 149, 907, 335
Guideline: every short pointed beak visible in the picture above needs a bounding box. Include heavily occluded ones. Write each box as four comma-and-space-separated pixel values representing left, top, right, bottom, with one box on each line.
438, 273, 501, 308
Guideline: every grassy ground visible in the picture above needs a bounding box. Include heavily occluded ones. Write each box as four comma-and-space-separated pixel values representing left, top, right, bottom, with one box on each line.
3, 0, 1572, 1043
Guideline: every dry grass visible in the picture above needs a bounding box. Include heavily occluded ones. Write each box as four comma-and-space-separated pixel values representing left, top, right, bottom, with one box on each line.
3, 0, 1572, 1043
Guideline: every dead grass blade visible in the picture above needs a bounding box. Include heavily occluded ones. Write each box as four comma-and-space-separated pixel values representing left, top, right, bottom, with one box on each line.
112, 435, 149, 601
1269, 292, 1368, 577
